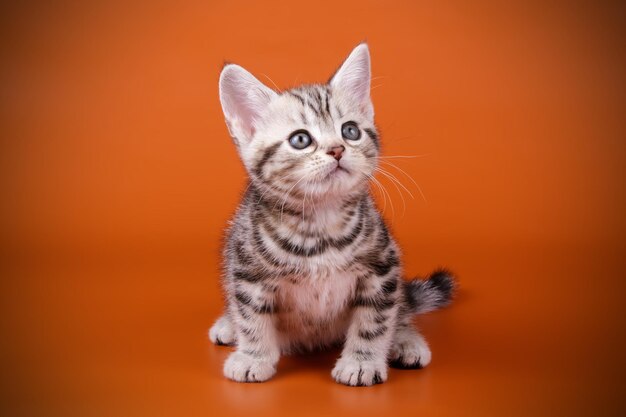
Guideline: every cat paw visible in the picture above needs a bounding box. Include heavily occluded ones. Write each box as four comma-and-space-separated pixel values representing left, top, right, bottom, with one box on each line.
332, 357, 387, 386
389, 336, 432, 369
223, 351, 276, 383
209, 315, 236, 346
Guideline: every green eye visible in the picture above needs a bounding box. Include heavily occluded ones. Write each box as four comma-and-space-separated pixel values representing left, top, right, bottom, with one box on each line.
341, 122, 361, 141
288, 130, 313, 149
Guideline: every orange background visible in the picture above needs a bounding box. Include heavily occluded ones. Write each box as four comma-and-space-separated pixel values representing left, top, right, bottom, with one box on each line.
1, 1, 625, 416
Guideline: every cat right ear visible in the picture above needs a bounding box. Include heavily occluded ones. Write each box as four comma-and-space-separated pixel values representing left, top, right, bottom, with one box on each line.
329, 43, 373, 118
219, 64, 277, 144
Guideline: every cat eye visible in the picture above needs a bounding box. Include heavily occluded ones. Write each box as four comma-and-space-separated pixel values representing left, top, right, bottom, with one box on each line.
288, 130, 313, 149
341, 121, 361, 141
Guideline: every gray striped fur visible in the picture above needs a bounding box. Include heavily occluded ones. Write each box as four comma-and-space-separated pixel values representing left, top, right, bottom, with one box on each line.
211, 44, 455, 386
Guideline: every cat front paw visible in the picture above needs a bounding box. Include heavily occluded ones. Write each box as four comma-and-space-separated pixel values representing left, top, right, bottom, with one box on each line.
223, 351, 276, 383
209, 315, 236, 346
332, 357, 387, 386
389, 336, 432, 369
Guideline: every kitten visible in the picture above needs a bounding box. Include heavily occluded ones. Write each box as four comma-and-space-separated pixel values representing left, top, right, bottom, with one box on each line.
209, 43, 455, 386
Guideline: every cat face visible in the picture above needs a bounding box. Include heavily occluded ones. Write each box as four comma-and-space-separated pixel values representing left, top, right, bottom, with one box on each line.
219, 44, 378, 204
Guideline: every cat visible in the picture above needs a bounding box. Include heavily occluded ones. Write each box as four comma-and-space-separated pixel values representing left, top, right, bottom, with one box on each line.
209, 43, 455, 386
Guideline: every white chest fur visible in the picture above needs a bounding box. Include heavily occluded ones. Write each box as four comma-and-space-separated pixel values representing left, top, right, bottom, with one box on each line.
274, 268, 358, 351
278, 269, 357, 318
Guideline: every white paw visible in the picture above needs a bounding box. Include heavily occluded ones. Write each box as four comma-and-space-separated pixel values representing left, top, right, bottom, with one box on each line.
209, 315, 236, 346
223, 351, 276, 383
332, 357, 387, 386
389, 334, 431, 369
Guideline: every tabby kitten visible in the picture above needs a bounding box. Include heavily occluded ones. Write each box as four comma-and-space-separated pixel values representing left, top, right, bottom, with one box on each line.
209, 44, 454, 386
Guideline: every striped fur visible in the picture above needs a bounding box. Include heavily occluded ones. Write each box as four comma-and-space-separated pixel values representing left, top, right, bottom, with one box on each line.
210, 44, 455, 386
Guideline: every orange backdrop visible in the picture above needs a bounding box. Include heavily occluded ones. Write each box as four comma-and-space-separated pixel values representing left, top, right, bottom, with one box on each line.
1, 1, 625, 416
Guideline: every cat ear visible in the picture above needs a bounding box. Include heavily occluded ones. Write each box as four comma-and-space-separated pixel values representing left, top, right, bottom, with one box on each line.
219, 64, 277, 144
330, 43, 372, 114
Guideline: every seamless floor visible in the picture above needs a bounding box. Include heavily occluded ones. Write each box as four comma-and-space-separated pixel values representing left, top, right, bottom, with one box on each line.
2, 241, 624, 416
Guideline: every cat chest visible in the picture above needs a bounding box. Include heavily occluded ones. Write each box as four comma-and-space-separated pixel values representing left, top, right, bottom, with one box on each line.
275, 270, 358, 320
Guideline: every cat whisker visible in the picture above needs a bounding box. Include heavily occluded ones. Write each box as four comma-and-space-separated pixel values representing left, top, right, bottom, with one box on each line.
279, 174, 309, 224
261, 73, 282, 93
370, 175, 387, 214
379, 160, 427, 203
353, 74, 388, 92
240, 179, 255, 199
269, 173, 300, 210
308, 179, 321, 221
291, 73, 301, 88
364, 153, 430, 161
377, 135, 419, 144
366, 172, 395, 222
366, 173, 388, 215
376, 167, 414, 199
350, 78, 378, 95
256, 171, 299, 206
364, 173, 381, 207
302, 181, 309, 224
378, 154, 432, 159
375, 168, 408, 217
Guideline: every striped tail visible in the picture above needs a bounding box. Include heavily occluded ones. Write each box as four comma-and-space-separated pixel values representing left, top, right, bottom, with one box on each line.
404, 269, 456, 314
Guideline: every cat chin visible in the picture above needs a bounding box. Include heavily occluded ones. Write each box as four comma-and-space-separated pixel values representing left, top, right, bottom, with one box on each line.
305, 180, 369, 202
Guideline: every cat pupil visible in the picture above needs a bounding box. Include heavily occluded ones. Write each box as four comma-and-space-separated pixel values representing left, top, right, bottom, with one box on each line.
342, 122, 360, 140
289, 130, 312, 149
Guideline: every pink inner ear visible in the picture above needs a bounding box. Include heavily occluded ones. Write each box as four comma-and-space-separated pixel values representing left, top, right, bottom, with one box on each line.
331, 44, 371, 105
221, 75, 256, 137
220, 66, 276, 141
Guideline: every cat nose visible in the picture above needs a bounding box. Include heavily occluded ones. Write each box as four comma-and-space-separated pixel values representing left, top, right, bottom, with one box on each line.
327, 145, 345, 161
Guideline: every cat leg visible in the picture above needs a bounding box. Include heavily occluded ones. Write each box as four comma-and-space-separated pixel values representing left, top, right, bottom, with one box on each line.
223, 282, 280, 383
389, 320, 432, 369
209, 314, 237, 346
332, 273, 400, 386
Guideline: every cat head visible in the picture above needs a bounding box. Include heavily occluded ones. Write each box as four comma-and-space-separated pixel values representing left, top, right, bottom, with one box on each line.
218, 43, 378, 205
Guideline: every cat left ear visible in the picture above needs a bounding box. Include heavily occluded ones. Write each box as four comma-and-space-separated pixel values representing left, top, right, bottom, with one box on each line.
330, 43, 372, 115
219, 64, 277, 144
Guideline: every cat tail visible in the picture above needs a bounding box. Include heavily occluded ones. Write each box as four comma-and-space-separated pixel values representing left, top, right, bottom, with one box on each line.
404, 269, 456, 314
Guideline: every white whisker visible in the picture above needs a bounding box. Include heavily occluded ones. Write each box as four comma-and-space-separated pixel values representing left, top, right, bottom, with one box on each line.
376, 166, 415, 200
261, 73, 281, 92
279, 174, 309, 224
376, 168, 407, 217
367, 173, 388, 215
256, 171, 299, 206
379, 160, 427, 203
378, 154, 431, 159
367, 171, 395, 222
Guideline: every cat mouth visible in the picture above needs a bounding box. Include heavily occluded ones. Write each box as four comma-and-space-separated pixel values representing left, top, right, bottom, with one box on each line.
328, 164, 349, 177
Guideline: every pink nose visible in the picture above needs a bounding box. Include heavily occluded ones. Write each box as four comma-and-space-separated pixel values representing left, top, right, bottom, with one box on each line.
327, 145, 345, 161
